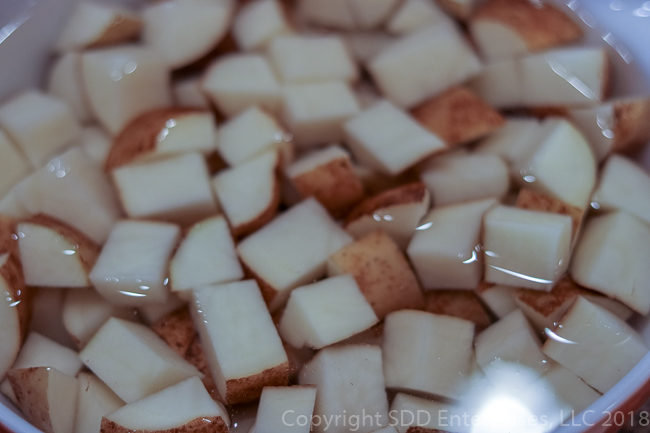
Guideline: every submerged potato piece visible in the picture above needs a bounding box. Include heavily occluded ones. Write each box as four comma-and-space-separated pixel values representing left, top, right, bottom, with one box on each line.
17, 214, 100, 288
329, 230, 424, 320
212, 150, 280, 237
8, 367, 79, 433
386, 0, 452, 35
344, 99, 446, 175
0, 130, 31, 199
412, 86, 504, 147
285, 145, 364, 218
515, 189, 584, 241
56, 2, 141, 51
407, 199, 497, 290
237, 198, 353, 312
105, 108, 217, 170
192, 280, 289, 404
112, 152, 218, 225
383, 310, 474, 399
344, 182, 429, 249
469, 0, 582, 61
368, 22, 482, 108
570, 211, 650, 314
299, 345, 390, 433
233, 0, 292, 51
542, 297, 648, 393
279, 274, 379, 349
101, 376, 230, 433
75, 372, 125, 433
0, 90, 81, 168
89, 220, 180, 306
80, 318, 202, 404
255, 386, 317, 433
424, 290, 493, 333
0, 252, 30, 380
483, 205, 572, 291
202, 53, 282, 118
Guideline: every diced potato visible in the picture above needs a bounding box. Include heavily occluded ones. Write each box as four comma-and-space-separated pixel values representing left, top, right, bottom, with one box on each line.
233, 0, 292, 51
386, 0, 452, 35
329, 230, 424, 320
237, 198, 353, 312
89, 220, 180, 306
279, 274, 378, 349
46, 51, 92, 123
75, 373, 125, 433
254, 386, 316, 433
542, 297, 649, 393
192, 280, 289, 404
344, 99, 445, 175
515, 189, 584, 242
383, 310, 474, 399
475, 282, 518, 319
424, 290, 493, 333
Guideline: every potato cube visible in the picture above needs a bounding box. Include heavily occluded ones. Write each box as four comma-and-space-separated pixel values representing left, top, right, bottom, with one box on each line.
285, 145, 364, 217
75, 372, 124, 433
0, 90, 81, 167
475, 282, 518, 319
111, 152, 218, 225
475, 309, 551, 389
212, 150, 280, 237
420, 152, 509, 206
383, 310, 474, 399
192, 280, 289, 404
299, 345, 389, 433
407, 198, 497, 290
0, 131, 30, 198
218, 106, 291, 166
483, 205, 572, 291
542, 297, 648, 393
296, 0, 356, 30
412, 86, 504, 147
202, 54, 282, 117
591, 155, 650, 226
328, 230, 424, 320
386, 0, 452, 35
237, 198, 353, 311
233, 0, 292, 51
279, 274, 378, 349
368, 22, 482, 108
424, 290, 493, 333
89, 220, 180, 306
79, 318, 201, 403
283, 80, 360, 147
344, 182, 429, 250
344, 100, 445, 175
255, 386, 317, 433
515, 189, 584, 241
269, 35, 358, 83
570, 211, 650, 314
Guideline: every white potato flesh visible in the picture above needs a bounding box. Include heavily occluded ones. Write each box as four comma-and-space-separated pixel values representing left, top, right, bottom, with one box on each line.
383, 310, 474, 400
386, 0, 452, 35
79, 318, 202, 403
16, 222, 90, 288
283, 80, 361, 148
111, 152, 218, 225
170, 215, 243, 294
542, 297, 648, 393
368, 22, 482, 108
255, 386, 316, 433
148, 111, 218, 156
269, 35, 358, 84
89, 220, 180, 306
591, 155, 650, 225
473, 117, 542, 167
299, 345, 390, 433
344, 99, 445, 175
46, 51, 92, 123
469, 20, 529, 61
104, 376, 229, 431
218, 105, 289, 166
476, 284, 518, 319
172, 75, 211, 108
475, 309, 551, 390
0, 90, 81, 168
483, 205, 572, 291
407, 198, 497, 290
81, 46, 172, 135
297, 0, 356, 30
142, 0, 233, 69
212, 150, 278, 232
202, 54, 282, 118
0, 130, 30, 199
420, 152, 509, 206
233, 0, 292, 51
78, 126, 112, 166
570, 211, 650, 314
279, 274, 378, 349
191, 280, 288, 402
237, 198, 353, 312
75, 372, 124, 433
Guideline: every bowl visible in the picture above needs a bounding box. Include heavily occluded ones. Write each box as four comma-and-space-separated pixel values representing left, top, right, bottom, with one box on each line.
1, 1, 650, 432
